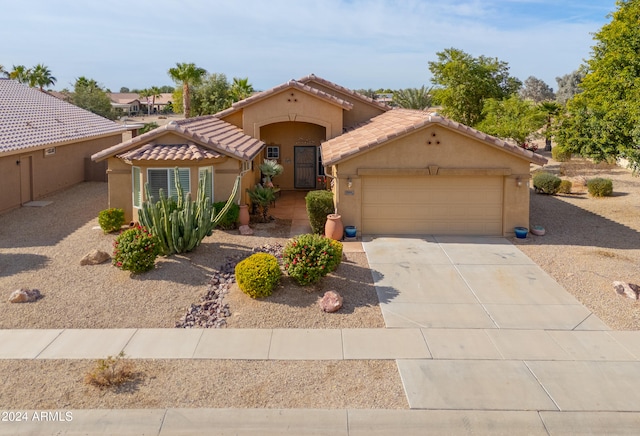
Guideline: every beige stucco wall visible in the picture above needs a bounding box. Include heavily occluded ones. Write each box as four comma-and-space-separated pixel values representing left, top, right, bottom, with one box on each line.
0, 134, 122, 214
332, 125, 533, 236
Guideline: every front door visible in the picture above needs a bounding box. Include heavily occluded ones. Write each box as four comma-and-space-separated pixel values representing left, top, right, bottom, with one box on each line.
294, 146, 316, 189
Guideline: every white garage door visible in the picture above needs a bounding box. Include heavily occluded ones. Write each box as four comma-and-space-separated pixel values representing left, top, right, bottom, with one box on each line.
362, 176, 503, 235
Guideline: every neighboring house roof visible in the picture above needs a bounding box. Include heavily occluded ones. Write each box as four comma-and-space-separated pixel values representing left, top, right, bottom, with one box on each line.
298, 74, 391, 111
118, 142, 221, 163
109, 93, 173, 105
0, 79, 125, 155
321, 108, 548, 166
215, 79, 354, 118
92, 115, 264, 162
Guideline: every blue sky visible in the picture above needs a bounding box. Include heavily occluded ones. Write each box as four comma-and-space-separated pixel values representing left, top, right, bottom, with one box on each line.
0, 0, 616, 93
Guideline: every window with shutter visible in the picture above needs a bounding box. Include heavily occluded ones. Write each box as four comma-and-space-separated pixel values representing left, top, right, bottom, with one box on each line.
147, 168, 190, 203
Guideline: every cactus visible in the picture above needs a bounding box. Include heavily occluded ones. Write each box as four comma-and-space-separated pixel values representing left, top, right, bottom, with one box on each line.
139, 168, 240, 255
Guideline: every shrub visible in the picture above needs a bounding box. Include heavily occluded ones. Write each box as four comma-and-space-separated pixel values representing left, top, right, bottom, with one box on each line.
533, 172, 561, 195
98, 208, 125, 234
112, 225, 161, 273
213, 202, 240, 229
587, 178, 613, 197
283, 233, 343, 286
246, 184, 276, 222
84, 351, 135, 389
551, 146, 572, 162
235, 253, 281, 298
305, 190, 335, 234
558, 179, 573, 194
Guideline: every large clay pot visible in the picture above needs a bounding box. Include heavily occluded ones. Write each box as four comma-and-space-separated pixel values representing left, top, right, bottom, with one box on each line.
239, 204, 250, 226
325, 214, 343, 240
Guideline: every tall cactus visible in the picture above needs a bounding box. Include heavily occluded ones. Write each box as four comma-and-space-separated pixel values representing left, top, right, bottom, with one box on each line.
138, 168, 240, 255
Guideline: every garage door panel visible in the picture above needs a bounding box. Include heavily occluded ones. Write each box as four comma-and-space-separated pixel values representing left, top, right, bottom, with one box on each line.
362, 176, 503, 235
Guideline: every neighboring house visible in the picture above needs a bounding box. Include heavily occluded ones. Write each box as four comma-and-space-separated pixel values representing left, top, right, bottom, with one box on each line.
93, 74, 546, 236
108, 93, 173, 116
0, 79, 127, 214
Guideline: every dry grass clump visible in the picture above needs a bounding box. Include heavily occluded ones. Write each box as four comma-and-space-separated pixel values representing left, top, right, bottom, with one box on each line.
84, 351, 137, 389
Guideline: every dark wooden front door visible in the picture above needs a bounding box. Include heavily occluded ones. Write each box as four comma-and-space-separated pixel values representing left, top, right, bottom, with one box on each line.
294, 146, 316, 189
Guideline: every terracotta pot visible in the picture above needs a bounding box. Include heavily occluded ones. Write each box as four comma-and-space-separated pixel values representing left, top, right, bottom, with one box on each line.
239, 204, 250, 226
325, 214, 343, 240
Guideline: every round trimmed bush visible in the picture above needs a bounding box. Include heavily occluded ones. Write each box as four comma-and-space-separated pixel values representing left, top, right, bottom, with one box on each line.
558, 179, 573, 194
533, 172, 561, 195
235, 253, 281, 298
587, 178, 613, 197
98, 208, 125, 234
283, 233, 343, 286
213, 202, 240, 229
305, 190, 335, 234
112, 225, 161, 273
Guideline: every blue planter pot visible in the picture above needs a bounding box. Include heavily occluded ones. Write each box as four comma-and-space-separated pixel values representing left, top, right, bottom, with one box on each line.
344, 226, 357, 238
514, 227, 528, 239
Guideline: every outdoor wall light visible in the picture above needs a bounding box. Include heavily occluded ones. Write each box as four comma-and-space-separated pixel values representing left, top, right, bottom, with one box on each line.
347, 177, 353, 188
516, 177, 523, 187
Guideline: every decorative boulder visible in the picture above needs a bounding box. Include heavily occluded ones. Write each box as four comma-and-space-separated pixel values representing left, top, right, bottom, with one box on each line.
8, 288, 42, 303
239, 225, 254, 236
613, 281, 639, 300
80, 249, 111, 266
319, 291, 343, 313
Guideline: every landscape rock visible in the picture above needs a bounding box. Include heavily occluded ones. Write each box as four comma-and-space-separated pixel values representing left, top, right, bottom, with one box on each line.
239, 225, 254, 235
319, 291, 343, 313
613, 281, 639, 300
80, 249, 111, 266
8, 288, 42, 303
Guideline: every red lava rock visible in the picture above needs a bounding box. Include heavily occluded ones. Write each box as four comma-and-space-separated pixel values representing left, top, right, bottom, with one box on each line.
319, 291, 343, 313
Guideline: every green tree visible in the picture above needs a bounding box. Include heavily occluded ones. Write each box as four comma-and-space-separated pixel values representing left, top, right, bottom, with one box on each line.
167, 62, 207, 118
428, 48, 522, 126
72, 76, 115, 119
229, 77, 254, 103
555, 0, 640, 172
9, 65, 30, 83
476, 95, 546, 149
140, 86, 162, 115
28, 64, 56, 90
119, 87, 130, 93
191, 73, 231, 115
392, 86, 433, 110
539, 101, 562, 151
519, 76, 555, 102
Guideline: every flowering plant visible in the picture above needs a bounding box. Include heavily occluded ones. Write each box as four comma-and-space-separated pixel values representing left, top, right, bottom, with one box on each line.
283, 233, 343, 286
112, 225, 161, 273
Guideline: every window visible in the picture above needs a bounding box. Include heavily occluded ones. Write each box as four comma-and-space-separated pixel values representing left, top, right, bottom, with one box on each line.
132, 166, 141, 208
147, 168, 190, 202
317, 146, 325, 176
266, 146, 280, 159
198, 166, 214, 202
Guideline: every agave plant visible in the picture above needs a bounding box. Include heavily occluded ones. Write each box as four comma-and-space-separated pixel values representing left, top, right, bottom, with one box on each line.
259, 159, 283, 186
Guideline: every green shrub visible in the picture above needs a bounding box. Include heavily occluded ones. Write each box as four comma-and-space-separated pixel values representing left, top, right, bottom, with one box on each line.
235, 253, 281, 298
283, 234, 343, 286
533, 172, 561, 195
587, 178, 613, 197
213, 202, 240, 229
112, 225, 161, 273
551, 146, 572, 162
558, 179, 573, 194
98, 208, 125, 234
305, 190, 335, 234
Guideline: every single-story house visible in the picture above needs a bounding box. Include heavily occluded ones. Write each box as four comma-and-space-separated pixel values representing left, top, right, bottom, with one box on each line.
92, 74, 546, 236
0, 79, 127, 214
108, 93, 174, 116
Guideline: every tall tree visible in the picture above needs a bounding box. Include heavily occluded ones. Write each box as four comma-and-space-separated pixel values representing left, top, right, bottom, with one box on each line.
72, 76, 115, 119
0, 65, 8, 78
140, 86, 162, 115
191, 73, 231, 115
519, 76, 555, 102
28, 64, 56, 90
476, 95, 546, 148
428, 48, 521, 126
539, 101, 562, 151
167, 62, 207, 118
392, 86, 433, 110
555, 70, 584, 104
229, 77, 254, 103
555, 0, 640, 172
9, 65, 30, 83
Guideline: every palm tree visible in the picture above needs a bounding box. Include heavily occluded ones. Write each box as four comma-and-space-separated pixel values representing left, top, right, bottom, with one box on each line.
29, 64, 56, 90
9, 65, 30, 84
539, 101, 561, 151
167, 62, 207, 118
0, 65, 8, 78
139, 86, 162, 115
229, 77, 254, 103
392, 86, 433, 110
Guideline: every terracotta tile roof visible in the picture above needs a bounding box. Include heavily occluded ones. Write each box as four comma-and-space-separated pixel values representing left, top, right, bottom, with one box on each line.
0, 79, 125, 155
215, 80, 353, 118
118, 142, 221, 162
92, 115, 264, 162
109, 93, 173, 105
298, 74, 391, 111
321, 108, 548, 166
